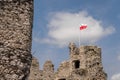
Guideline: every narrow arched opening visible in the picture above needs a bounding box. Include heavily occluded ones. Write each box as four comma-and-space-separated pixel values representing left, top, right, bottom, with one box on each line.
74, 60, 80, 69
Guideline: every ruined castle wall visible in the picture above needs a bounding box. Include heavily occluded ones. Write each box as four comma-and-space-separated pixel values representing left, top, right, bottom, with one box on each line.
55, 61, 70, 79
28, 43, 107, 80
84, 47, 102, 74
0, 0, 33, 79
43, 60, 55, 80
28, 57, 43, 80
68, 43, 107, 80
80, 46, 106, 80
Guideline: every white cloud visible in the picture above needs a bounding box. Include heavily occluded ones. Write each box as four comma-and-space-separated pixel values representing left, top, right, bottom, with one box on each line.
36, 11, 115, 47
111, 73, 120, 80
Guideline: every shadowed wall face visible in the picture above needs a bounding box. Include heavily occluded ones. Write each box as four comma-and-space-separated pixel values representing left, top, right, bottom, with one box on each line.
0, 0, 33, 80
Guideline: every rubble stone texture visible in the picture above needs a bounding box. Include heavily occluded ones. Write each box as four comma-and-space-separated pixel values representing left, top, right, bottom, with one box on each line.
28, 42, 107, 80
0, 0, 33, 80
28, 57, 43, 80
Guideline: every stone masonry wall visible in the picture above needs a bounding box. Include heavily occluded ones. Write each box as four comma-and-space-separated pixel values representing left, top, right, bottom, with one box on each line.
28, 57, 43, 80
0, 0, 33, 80
28, 43, 107, 80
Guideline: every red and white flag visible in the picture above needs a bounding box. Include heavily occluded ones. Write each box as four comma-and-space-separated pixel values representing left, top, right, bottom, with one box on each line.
80, 24, 87, 30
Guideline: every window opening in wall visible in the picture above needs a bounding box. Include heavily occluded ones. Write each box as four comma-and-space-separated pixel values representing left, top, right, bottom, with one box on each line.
74, 60, 80, 69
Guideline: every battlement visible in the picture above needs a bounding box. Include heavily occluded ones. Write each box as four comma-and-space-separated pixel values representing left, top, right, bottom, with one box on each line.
28, 43, 107, 80
69, 42, 101, 54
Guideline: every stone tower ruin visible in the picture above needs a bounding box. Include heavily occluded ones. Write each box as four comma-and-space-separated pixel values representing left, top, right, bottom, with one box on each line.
28, 42, 107, 80
0, 0, 33, 80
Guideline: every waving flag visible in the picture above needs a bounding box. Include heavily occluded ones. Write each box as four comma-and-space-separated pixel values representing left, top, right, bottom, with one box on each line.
80, 24, 87, 30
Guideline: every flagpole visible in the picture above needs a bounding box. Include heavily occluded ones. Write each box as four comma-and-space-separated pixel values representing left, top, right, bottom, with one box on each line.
79, 29, 80, 47
79, 24, 87, 47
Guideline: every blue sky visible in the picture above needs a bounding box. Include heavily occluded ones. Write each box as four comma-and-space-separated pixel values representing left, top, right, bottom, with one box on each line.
32, 0, 120, 80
